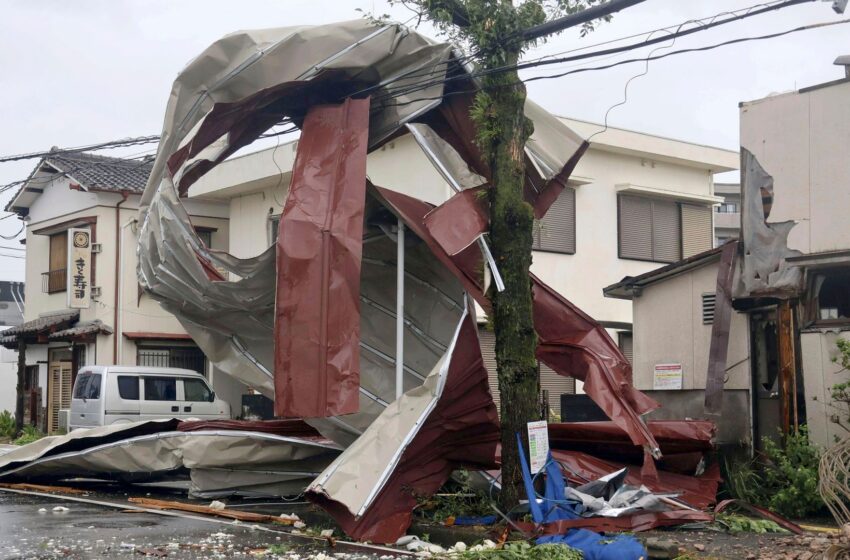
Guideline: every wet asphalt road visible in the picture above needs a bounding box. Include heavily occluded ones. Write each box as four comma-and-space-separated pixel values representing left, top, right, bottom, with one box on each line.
0, 491, 393, 559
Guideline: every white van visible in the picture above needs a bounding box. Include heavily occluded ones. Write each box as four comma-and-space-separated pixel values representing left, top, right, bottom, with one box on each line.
69, 366, 231, 431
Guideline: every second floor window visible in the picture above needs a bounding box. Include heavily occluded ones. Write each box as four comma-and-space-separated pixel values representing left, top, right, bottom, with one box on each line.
533, 187, 576, 254
618, 195, 712, 263
716, 202, 738, 213
46, 231, 67, 293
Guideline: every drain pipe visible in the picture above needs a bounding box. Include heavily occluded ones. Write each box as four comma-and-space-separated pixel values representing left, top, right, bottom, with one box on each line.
113, 192, 129, 364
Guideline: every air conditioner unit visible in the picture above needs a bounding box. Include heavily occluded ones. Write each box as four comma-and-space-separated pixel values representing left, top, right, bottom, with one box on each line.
58, 409, 70, 433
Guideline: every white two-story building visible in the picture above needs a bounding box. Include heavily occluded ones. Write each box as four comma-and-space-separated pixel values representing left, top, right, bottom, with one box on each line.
189, 115, 738, 417
1, 151, 237, 433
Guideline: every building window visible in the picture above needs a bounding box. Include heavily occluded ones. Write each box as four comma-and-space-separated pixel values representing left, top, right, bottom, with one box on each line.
45, 231, 68, 293
618, 195, 713, 263
617, 332, 633, 364
533, 187, 576, 254
810, 269, 850, 325
716, 202, 739, 213
194, 228, 213, 248
137, 344, 207, 375
618, 195, 681, 263
269, 215, 280, 246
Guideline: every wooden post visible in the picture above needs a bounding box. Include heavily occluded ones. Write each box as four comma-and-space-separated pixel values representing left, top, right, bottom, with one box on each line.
777, 300, 797, 435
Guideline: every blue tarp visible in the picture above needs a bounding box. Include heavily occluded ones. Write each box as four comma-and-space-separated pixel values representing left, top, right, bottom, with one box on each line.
517, 435, 647, 560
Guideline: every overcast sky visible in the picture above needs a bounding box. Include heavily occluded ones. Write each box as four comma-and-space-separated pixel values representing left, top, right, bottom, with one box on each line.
0, 0, 847, 281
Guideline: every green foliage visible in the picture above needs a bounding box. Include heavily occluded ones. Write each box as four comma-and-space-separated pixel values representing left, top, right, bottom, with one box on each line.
722, 427, 825, 519
13, 425, 44, 446
416, 471, 494, 522
456, 542, 582, 560
0, 410, 14, 439
829, 338, 850, 432
715, 513, 787, 534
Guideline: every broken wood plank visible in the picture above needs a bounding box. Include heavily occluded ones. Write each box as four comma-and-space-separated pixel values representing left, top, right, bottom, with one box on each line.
126, 497, 295, 525
0, 483, 86, 495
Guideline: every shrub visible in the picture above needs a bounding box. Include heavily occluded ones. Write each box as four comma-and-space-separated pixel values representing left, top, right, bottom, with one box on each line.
0, 410, 14, 439
722, 427, 825, 519
13, 425, 44, 446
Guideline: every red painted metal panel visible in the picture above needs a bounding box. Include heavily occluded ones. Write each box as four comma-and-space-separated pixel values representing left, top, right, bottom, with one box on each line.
307, 312, 500, 544
274, 98, 370, 418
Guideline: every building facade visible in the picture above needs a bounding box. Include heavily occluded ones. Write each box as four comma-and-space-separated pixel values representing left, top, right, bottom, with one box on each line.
189, 116, 737, 417
713, 182, 741, 246
603, 63, 850, 451
0, 152, 235, 433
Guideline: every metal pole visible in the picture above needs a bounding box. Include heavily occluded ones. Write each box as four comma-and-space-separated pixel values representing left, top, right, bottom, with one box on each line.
396, 221, 405, 400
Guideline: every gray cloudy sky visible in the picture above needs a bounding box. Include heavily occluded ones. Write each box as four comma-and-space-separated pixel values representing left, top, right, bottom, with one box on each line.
0, 0, 847, 281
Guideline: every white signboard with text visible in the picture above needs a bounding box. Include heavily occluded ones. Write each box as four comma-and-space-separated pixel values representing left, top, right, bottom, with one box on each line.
653, 363, 683, 390
527, 420, 549, 474
67, 228, 92, 309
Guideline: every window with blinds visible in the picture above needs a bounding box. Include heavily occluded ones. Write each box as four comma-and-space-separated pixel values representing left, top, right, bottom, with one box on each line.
681, 204, 713, 258
478, 327, 575, 416
617, 332, 634, 364
533, 187, 576, 254
619, 195, 713, 264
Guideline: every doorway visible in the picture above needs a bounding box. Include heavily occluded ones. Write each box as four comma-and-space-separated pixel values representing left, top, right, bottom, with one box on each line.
47, 348, 73, 434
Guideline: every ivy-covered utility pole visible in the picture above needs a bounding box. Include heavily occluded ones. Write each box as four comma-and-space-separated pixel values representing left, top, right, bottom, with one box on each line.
394, 0, 642, 508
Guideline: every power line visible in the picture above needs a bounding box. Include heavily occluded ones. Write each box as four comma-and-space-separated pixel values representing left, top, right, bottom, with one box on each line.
0, 135, 161, 164
366, 0, 820, 106
0, 244, 25, 252
368, 17, 849, 112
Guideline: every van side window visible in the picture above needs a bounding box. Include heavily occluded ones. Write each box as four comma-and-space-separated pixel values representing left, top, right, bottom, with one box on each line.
117, 376, 140, 400
73, 374, 90, 399
144, 377, 177, 401
184, 379, 213, 402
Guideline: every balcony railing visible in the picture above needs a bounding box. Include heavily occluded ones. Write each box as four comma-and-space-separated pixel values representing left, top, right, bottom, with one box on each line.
42, 269, 67, 294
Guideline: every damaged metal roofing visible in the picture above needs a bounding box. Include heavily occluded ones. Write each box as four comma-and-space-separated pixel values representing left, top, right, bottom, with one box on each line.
134, 19, 669, 542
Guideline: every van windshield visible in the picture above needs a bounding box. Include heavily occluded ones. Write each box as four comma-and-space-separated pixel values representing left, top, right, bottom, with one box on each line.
184, 378, 213, 402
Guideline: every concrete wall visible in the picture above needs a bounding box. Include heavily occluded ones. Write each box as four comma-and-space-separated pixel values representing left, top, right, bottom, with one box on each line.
740, 80, 850, 254
632, 261, 750, 391
0, 330, 16, 414
800, 329, 850, 447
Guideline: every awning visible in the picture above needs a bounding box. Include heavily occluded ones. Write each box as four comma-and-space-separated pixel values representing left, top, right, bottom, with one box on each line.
0, 310, 79, 348
123, 332, 194, 341
48, 320, 113, 341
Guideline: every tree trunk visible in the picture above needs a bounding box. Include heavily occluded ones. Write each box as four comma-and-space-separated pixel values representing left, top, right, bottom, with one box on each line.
485, 54, 541, 509
15, 339, 26, 433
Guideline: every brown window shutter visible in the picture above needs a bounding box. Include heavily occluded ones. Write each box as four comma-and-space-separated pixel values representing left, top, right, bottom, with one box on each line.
681, 203, 713, 258
536, 187, 576, 254
618, 195, 652, 260
651, 199, 681, 263
478, 327, 500, 411
539, 360, 575, 418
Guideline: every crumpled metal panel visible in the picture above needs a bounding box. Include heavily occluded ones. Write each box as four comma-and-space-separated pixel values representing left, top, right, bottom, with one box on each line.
551, 449, 721, 510
0, 424, 341, 493
306, 305, 499, 544
274, 98, 370, 418
548, 420, 714, 470
738, 149, 802, 296
374, 186, 661, 455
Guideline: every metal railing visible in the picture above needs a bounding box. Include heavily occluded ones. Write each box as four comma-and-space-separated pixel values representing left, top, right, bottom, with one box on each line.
42, 269, 67, 294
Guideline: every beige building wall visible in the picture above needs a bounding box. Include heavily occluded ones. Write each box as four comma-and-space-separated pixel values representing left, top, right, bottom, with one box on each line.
800, 330, 850, 447
632, 262, 749, 392
740, 80, 850, 255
